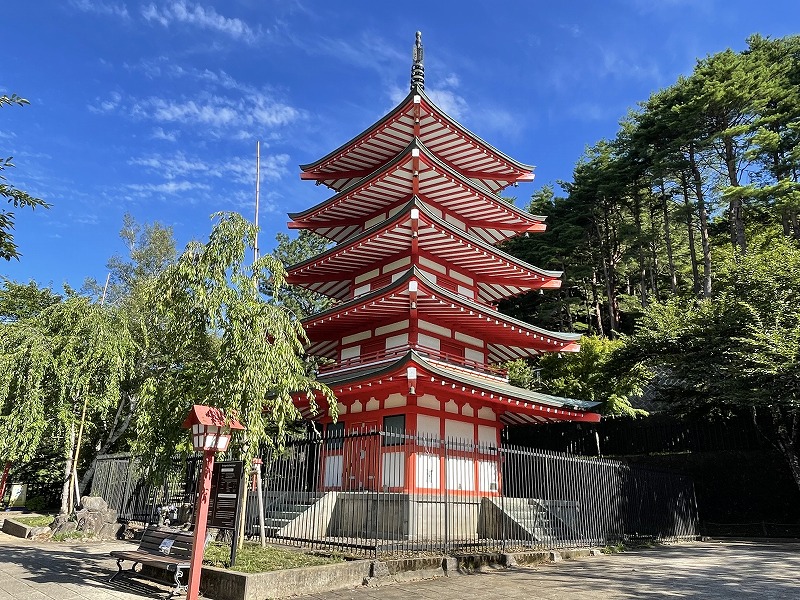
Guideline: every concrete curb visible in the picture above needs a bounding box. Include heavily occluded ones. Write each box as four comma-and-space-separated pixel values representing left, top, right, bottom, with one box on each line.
1, 518, 31, 538
198, 548, 606, 599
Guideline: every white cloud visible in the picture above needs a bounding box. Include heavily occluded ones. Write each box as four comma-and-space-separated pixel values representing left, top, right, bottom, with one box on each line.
141, 1, 259, 44
151, 127, 178, 141
75, 213, 100, 226
97, 90, 304, 135
127, 180, 211, 194
69, 0, 129, 19
88, 91, 123, 114
129, 151, 290, 186
427, 89, 469, 121
306, 32, 404, 74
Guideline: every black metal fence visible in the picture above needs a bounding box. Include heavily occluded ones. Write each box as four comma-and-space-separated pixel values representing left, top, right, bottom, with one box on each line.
93, 430, 697, 557
91, 453, 201, 525
505, 412, 765, 456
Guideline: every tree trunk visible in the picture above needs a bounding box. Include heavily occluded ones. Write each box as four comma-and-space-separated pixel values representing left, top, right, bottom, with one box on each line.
680, 170, 700, 296
648, 197, 660, 301
78, 395, 135, 494
688, 143, 712, 298
591, 268, 604, 337
631, 191, 648, 307
769, 406, 800, 494
597, 219, 618, 334
723, 135, 747, 253
60, 422, 76, 515
660, 181, 677, 294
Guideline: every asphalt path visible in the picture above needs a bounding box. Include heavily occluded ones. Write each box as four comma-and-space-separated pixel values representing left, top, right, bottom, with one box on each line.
0, 533, 797, 600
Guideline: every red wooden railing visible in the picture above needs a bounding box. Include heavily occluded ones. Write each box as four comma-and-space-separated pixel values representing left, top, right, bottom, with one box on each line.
318, 344, 507, 378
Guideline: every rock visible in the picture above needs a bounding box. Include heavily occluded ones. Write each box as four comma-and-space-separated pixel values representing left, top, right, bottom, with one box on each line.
52, 521, 78, 536
30, 526, 53, 540
548, 551, 563, 562
103, 508, 118, 524
98, 522, 123, 540
80, 496, 108, 511
76, 510, 107, 535
50, 514, 70, 530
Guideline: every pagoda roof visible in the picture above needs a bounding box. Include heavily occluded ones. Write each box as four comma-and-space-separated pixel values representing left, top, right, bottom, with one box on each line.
287, 197, 562, 304
303, 267, 580, 362
290, 138, 546, 246
300, 349, 600, 425
300, 89, 535, 195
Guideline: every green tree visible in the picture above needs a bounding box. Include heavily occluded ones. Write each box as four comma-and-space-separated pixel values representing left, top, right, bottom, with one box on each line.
132, 213, 335, 477
624, 230, 800, 490
536, 336, 648, 417
0, 296, 138, 512
269, 230, 334, 319
0, 279, 61, 321
76, 215, 178, 492
0, 94, 51, 260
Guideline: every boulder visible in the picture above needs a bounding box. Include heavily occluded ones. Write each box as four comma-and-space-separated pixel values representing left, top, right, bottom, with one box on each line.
30, 526, 53, 540
103, 508, 118, 524
75, 509, 107, 535
80, 496, 108, 511
98, 522, 123, 540
52, 520, 78, 536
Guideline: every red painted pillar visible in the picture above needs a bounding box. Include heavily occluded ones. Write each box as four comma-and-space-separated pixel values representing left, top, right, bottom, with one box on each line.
0, 461, 11, 505
187, 451, 214, 600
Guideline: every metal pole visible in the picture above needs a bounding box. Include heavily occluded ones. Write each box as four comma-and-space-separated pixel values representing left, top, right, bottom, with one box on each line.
254, 140, 261, 264
187, 451, 214, 600
254, 459, 266, 547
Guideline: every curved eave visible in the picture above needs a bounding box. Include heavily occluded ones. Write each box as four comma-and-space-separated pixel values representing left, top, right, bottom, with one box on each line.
287, 197, 562, 303
306, 350, 600, 423
300, 89, 535, 194
290, 139, 547, 245
303, 267, 580, 360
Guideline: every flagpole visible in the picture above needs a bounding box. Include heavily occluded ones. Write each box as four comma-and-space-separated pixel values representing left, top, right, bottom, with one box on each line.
254, 140, 261, 263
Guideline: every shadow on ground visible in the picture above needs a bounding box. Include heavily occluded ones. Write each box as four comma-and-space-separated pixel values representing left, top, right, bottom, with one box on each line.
0, 542, 169, 598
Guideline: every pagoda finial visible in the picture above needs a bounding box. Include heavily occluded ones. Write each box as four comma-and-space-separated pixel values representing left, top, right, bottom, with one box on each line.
410, 31, 424, 92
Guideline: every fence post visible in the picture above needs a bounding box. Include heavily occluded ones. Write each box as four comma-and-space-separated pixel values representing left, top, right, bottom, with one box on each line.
443, 439, 449, 554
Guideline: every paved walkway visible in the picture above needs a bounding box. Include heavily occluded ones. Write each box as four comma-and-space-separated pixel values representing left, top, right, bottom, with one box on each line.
299, 541, 800, 600
0, 532, 163, 600
1, 532, 798, 600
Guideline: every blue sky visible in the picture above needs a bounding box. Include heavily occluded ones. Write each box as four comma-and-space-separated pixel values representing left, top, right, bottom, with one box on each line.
2, 1, 799, 289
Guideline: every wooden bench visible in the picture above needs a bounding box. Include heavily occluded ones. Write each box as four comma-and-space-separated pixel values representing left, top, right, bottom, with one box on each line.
109, 526, 195, 597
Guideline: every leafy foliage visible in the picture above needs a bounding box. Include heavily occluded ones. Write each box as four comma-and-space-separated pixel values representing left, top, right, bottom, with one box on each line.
0, 94, 51, 260
132, 213, 335, 476
0, 296, 138, 464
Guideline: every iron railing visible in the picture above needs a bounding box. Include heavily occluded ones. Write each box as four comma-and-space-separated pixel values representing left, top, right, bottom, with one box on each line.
92, 453, 201, 525
92, 430, 698, 557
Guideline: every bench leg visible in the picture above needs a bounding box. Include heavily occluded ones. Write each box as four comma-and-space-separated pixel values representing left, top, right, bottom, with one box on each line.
109, 559, 140, 583
168, 568, 189, 599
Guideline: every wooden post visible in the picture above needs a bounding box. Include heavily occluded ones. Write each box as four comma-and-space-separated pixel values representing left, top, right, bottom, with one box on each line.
0, 461, 11, 506
187, 451, 214, 600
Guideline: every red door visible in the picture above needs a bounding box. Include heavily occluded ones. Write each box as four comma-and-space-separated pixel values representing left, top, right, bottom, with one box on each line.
343, 421, 380, 491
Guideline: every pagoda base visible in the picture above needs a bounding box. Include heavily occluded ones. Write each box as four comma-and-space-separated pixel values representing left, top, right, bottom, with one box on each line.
247, 490, 580, 546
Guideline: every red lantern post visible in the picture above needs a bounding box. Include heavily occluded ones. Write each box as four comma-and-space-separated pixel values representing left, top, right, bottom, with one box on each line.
181, 405, 244, 600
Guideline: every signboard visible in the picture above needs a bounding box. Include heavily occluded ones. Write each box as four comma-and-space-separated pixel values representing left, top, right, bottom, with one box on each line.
208, 461, 243, 530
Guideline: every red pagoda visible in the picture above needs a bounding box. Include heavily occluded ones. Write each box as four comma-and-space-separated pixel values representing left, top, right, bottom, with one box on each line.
288, 32, 599, 495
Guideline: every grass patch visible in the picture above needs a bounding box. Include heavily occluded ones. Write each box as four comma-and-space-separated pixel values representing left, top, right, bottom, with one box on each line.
13, 515, 54, 527
203, 542, 343, 573
52, 531, 84, 542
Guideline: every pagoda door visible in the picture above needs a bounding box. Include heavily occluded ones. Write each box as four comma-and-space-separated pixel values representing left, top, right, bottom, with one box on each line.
343, 420, 380, 491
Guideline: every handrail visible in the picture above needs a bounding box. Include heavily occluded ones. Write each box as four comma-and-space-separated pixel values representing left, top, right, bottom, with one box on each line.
318, 344, 508, 378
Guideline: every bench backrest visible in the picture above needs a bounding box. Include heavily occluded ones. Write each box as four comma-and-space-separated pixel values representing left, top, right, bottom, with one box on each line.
138, 526, 194, 559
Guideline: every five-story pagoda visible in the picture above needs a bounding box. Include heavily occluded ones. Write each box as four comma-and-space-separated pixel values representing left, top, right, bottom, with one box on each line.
288, 32, 599, 494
